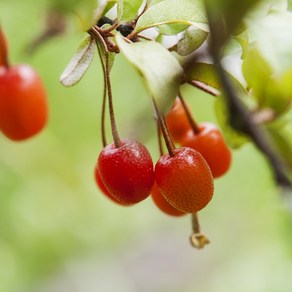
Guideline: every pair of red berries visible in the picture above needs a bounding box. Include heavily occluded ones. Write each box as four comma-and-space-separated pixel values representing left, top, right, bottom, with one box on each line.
0, 28, 48, 141
95, 139, 214, 215
148, 97, 232, 217
166, 97, 232, 179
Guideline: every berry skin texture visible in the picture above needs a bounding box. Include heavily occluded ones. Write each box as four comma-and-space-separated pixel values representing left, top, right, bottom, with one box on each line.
98, 139, 154, 205
151, 182, 185, 217
181, 123, 232, 178
155, 147, 214, 213
0, 65, 48, 141
165, 97, 192, 143
94, 166, 125, 205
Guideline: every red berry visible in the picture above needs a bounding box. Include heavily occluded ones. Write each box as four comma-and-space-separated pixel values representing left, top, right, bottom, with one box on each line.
0, 65, 48, 141
155, 147, 214, 213
94, 166, 125, 205
151, 182, 185, 217
181, 122, 232, 178
98, 139, 154, 205
165, 97, 192, 142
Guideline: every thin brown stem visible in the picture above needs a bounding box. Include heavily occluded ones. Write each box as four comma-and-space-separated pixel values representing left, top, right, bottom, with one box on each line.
152, 97, 175, 157
156, 119, 164, 157
0, 27, 9, 68
96, 39, 107, 147
91, 27, 121, 148
188, 80, 220, 97
93, 22, 118, 35
105, 49, 122, 148
92, 25, 120, 53
178, 91, 200, 134
189, 213, 210, 249
126, 30, 139, 41
101, 75, 107, 147
137, 34, 152, 41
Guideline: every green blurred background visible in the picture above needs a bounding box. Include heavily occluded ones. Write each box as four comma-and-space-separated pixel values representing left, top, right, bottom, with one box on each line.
1, 1, 292, 291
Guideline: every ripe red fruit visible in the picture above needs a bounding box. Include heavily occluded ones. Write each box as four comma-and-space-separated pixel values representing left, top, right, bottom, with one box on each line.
155, 147, 214, 213
165, 97, 192, 142
94, 166, 125, 205
181, 122, 232, 178
151, 182, 185, 217
0, 65, 48, 141
98, 139, 154, 205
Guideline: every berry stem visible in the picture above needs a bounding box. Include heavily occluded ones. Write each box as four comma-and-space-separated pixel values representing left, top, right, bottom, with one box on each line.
188, 80, 220, 97
101, 73, 107, 147
105, 52, 122, 148
0, 27, 9, 68
152, 97, 175, 157
91, 27, 121, 148
189, 213, 210, 249
156, 119, 164, 157
178, 91, 200, 134
95, 37, 107, 147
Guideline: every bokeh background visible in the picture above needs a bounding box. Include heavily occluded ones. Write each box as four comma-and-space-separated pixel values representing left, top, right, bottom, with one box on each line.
1, 1, 292, 291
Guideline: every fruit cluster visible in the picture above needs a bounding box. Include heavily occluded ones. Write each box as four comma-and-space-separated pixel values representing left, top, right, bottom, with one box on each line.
94, 94, 232, 219
0, 27, 48, 141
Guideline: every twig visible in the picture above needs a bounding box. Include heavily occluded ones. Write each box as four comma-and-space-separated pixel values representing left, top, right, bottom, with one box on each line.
204, 3, 292, 188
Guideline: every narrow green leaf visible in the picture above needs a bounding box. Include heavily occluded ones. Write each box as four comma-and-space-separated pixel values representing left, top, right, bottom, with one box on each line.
177, 26, 208, 56
134, 0, 209, 34
118, 0, 144, 22
60, 35, 95, 87
115, 34, 184, 113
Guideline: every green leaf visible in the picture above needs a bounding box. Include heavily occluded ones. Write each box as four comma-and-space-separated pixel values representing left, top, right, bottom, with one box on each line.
242, 47, 272, 98
158, 23, 189, 35
118, 0, 144, 22
176, 26, 208, 56
149, 0, 165, 6
248, 10, 292, 75
72, 0, 99, 31
134, 0, 209, 34
60, 35, 95, 87
243, 48, 292, 114
115, 34, 184, 113
103, 0, 118, 15
232, 29, 249, 59
186, 63, 247, 95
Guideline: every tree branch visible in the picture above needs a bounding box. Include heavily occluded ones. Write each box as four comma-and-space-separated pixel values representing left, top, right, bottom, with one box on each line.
204, 3, 292, 189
